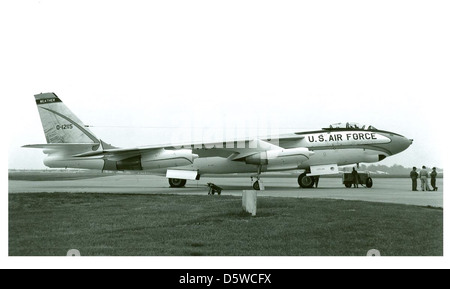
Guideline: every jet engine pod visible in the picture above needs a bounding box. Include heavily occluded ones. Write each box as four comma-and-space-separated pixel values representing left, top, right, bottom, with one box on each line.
141, 149, 198, 170
245, 147, 312, 167
245, 151, 269, 165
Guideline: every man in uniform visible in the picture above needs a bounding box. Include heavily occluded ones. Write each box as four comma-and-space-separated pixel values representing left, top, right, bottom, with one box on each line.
419, 166, 431, 191
351, 167, 359, 188
410, 167, 419, 191
430, 167, 438, 191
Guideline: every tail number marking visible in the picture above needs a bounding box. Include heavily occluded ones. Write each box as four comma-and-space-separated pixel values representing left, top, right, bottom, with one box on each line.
56, 124, 74, 130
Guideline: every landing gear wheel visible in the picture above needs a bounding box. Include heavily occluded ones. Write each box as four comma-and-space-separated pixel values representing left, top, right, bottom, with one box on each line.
252, 181, 261, 191
365, 177, 373, 188
168, 178, 187, 188
298, 173, 314, 188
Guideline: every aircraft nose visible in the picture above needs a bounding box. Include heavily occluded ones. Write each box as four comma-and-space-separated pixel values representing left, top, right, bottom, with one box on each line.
390, 134, 413, 155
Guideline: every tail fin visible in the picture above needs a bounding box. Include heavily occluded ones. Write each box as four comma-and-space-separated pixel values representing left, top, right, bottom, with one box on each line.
34, 92, 100, 144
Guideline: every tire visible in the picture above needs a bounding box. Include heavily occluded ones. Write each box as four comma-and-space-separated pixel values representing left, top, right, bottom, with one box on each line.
366, 177, 373, 188
298, 173, 314, 188
252, 181, 260, 191
168, 178, 187, 188
344, 182, 352, 188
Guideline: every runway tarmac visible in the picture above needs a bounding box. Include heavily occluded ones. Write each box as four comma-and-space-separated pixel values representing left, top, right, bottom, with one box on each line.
8, 174, 443, 207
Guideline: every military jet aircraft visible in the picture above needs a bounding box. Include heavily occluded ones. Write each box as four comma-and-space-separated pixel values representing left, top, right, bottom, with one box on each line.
24, 93, 413, 190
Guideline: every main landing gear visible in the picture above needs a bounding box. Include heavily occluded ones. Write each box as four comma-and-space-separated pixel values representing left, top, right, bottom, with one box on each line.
168, 178, 186, 188
298, 172, 320, 188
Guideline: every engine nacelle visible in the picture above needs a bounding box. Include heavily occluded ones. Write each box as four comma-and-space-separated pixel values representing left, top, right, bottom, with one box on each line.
141, 149, 198, 170
245, 147, 313, 167
106, 149, 198, 171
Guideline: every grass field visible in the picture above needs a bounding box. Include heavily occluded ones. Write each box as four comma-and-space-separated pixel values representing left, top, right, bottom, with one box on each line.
8, 193, 443, 256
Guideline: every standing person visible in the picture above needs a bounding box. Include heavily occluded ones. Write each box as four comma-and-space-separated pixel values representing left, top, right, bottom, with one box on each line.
410, 167, 419, 191
351, 167, 359, 188
313, 176, 320, 188
419, 166, 430, 191
430, 167, 438, 191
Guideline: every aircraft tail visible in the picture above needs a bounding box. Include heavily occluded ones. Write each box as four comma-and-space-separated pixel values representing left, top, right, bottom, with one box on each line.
34, 92, 100, 144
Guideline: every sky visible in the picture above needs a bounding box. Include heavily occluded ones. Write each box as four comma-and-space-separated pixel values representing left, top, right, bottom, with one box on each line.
2, 0, 450, 269
4, 0, 449, 170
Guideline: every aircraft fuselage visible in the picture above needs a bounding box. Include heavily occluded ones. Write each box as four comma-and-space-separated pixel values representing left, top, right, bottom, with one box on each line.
25, 93, 412, 189
179, 127, 412, 176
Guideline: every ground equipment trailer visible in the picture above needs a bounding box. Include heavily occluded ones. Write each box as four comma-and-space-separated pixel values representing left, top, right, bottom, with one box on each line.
342, 171, 373, 188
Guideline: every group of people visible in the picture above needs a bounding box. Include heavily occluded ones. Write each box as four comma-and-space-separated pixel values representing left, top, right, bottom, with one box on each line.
410, 166, 438, 191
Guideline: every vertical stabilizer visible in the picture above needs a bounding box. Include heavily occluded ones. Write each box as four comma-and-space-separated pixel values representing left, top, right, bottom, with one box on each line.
34, 93, 100, 144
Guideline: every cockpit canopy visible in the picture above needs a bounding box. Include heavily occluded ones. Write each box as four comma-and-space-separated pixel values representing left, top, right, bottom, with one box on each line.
327, 122, 377, 130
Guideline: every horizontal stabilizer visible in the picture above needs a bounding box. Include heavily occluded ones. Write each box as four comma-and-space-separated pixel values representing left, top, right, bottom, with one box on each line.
23, 143, 100, 149
23, 143, 101, 158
